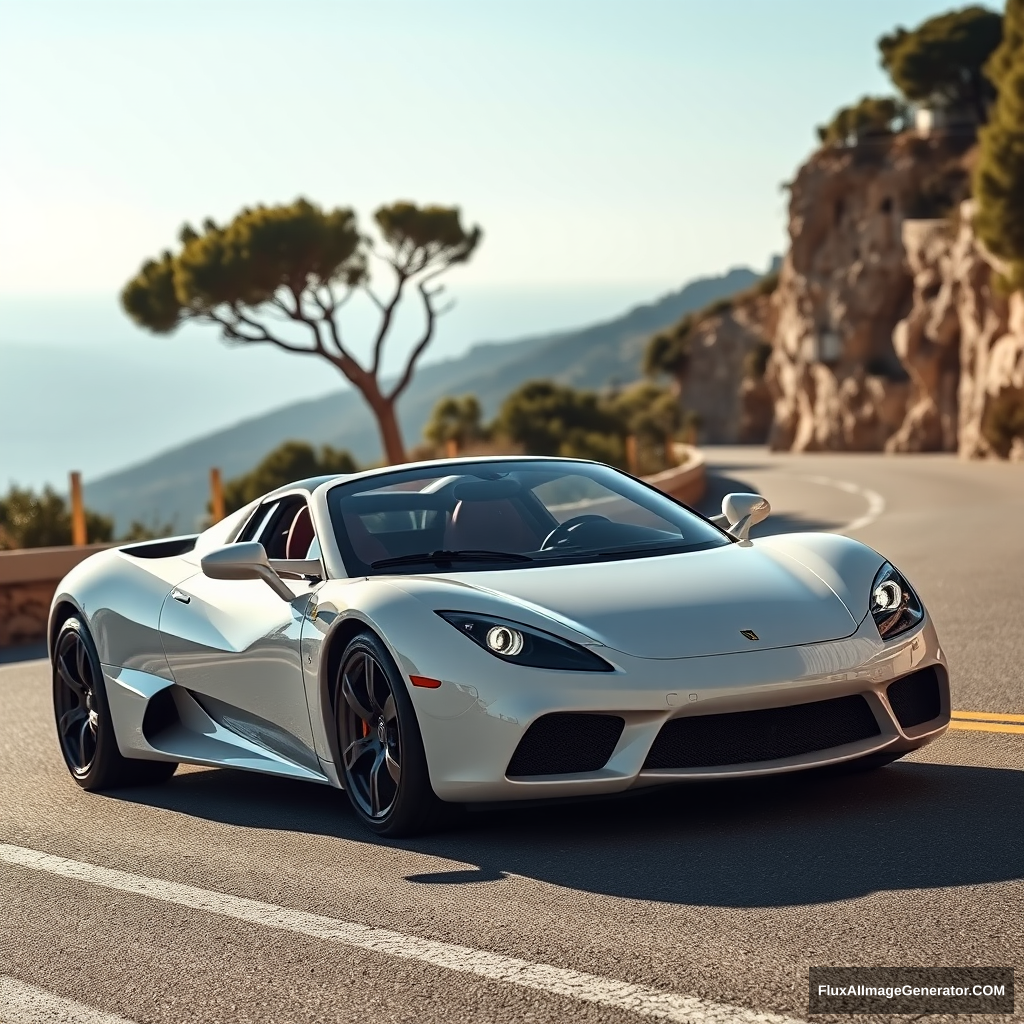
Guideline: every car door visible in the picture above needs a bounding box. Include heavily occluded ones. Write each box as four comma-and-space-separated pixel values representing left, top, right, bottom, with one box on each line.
158, 495, 321, 765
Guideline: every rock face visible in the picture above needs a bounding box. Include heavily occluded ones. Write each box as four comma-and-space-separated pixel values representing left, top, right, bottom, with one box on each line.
681, 292, 775, 444
767, 135, 967, 451
767, 134, 1024, 459
944, 205, 1024, 460
885, 200, 1024, 459
886, 218, 965, 453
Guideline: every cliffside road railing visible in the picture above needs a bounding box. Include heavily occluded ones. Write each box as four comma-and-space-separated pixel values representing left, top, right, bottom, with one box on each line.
0, 450, 705, 650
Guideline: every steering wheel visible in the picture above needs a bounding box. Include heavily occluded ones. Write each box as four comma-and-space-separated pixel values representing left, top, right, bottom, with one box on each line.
541, 515, 610, 550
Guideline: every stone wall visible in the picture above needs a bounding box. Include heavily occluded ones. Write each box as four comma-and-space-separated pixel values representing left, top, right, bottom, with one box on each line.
0, 545, 112, 649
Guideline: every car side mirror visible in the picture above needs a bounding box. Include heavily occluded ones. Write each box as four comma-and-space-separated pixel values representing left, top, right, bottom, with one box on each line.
712, 493, 771, 543
200, 542, 296, 601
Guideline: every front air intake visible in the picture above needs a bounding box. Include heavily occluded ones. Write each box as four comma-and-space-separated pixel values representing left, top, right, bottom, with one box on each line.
506, 713, 625, 777
886, 667, 942, 728
644, 694, 881, 770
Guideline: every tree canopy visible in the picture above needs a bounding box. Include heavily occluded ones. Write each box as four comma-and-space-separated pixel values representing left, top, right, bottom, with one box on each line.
817, 96, 909, 146
644, 314, 695, 381
492, 380, 626, 466
221, 441, 358, 515
489, 379, 684, 471
606, 382, 684, 447
122, 199, 481, 465
975, 0, 1024, 289
879, 5, 1003, 122
0, 486, 113, 550
423, 395, 487, 449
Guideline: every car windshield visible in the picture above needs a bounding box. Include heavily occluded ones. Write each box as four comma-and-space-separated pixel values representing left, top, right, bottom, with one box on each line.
326, 459, 729, 574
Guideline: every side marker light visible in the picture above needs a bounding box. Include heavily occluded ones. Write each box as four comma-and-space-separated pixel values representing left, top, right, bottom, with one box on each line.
410, 675, 442, 689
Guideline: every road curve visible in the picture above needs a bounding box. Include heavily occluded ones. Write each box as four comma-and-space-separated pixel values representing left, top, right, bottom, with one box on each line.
1, 449, 1021, 1024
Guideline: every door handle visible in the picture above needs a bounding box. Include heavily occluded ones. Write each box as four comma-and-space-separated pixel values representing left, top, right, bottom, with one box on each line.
171, 588, 191, 604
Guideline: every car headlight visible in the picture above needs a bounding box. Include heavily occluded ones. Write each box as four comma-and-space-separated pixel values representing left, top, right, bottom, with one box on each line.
437, 612, 614, 671
869, 562, 923, 640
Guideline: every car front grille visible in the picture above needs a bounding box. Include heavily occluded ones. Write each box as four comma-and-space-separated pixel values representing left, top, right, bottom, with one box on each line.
643, 694, 881, 770
886, 667, 942, 728
507, 713, 625, 777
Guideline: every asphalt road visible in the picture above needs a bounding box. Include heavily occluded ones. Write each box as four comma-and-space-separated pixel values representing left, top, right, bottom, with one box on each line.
1, 448, 1022, 1024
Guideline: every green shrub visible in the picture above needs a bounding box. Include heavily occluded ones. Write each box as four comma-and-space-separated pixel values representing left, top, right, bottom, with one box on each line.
222, 441, 358, 515
0, 486, 114, 550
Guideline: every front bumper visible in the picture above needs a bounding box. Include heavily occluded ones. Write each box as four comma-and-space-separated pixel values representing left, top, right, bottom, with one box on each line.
403, 612, 949, 803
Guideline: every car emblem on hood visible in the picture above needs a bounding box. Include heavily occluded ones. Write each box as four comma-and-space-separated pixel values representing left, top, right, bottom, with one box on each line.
740, 629, 759, 641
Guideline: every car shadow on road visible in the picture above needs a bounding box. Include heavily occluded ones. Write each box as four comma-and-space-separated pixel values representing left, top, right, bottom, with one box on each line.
114, 757, 1024, 908
697, 472, 842, 536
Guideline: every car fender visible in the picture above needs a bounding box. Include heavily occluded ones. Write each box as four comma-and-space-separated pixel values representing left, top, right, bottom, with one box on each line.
754, 533, 889, 623
49, 548, 190, 679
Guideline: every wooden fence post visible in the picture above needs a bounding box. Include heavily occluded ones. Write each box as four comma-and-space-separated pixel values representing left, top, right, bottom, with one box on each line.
625, 435, 638, 475
210, 468, 225, 524
69, 471, 87, 546
445, 438, 460, 458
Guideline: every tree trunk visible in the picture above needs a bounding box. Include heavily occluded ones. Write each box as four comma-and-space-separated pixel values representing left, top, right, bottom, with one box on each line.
370, 395, 408, 465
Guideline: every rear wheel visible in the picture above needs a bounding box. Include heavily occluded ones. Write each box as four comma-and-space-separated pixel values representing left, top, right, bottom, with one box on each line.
53, 616, 178, 790
336, 631, 446, 837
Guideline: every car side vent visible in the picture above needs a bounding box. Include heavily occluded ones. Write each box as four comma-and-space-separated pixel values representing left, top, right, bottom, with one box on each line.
141, 687, 180, 742
886, 667, 942, 728
506, 713, 624, 777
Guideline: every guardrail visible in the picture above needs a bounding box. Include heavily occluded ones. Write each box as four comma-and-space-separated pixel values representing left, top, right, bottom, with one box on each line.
0, 450, 705, 650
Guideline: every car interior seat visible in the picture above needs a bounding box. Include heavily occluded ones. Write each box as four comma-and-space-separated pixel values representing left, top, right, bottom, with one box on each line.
443, 499, 541, 552
285, 505, 316, 559
343, 514, 390, 565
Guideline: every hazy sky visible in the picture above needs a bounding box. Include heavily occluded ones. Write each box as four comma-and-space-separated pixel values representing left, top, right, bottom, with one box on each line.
0, 0, 995, 488
1, 0, 969, 298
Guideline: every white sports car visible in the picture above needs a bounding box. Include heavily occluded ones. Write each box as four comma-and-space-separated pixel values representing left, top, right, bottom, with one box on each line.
49, 456, 949, 836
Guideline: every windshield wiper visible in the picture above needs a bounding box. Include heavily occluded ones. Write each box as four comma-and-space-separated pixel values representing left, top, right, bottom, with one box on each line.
537, 541, 690, 560
370, 549, 534, 569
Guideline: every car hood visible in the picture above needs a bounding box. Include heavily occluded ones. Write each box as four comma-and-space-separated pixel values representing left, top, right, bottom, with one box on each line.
407, 540, 865, 659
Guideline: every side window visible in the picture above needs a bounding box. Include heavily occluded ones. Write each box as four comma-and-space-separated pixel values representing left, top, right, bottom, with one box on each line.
235, 497, 316, 559
237, 501, 280, 544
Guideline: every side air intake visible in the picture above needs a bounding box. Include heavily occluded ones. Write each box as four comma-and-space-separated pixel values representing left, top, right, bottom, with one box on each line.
886, 667, 942, 729
507, 713, 625, 777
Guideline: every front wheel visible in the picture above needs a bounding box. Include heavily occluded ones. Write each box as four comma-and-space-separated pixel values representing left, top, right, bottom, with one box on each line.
335, 631, 446, 837
53, 616, 178, 790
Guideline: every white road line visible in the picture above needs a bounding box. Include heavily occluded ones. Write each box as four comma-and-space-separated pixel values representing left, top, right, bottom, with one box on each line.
0, 843, 805, 1024
0, 977, 139, 1024
790, 474, 886, 533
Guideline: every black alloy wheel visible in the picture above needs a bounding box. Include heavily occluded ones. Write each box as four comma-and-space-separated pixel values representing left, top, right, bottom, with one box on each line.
52, 616, 177, 790
336, 632, 446, 837
54, 624, 100, 777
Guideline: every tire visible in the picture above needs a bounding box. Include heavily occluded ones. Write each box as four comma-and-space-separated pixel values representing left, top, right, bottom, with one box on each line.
335, 631, 447, 837
52, 616, 178, 790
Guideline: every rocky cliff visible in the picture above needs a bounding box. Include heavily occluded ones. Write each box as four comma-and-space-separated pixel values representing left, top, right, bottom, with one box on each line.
681, 290, 776, 445
896, 203, 1024, 459
765, 132, 1024, 459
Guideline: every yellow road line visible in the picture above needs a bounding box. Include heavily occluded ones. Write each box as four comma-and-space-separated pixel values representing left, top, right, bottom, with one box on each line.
949, 720, 1024, 735
951, 710, 1024, 723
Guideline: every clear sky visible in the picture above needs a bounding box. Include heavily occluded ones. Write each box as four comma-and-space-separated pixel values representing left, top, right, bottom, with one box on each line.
0, 0, 975, 296
0, 0, 996, 488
